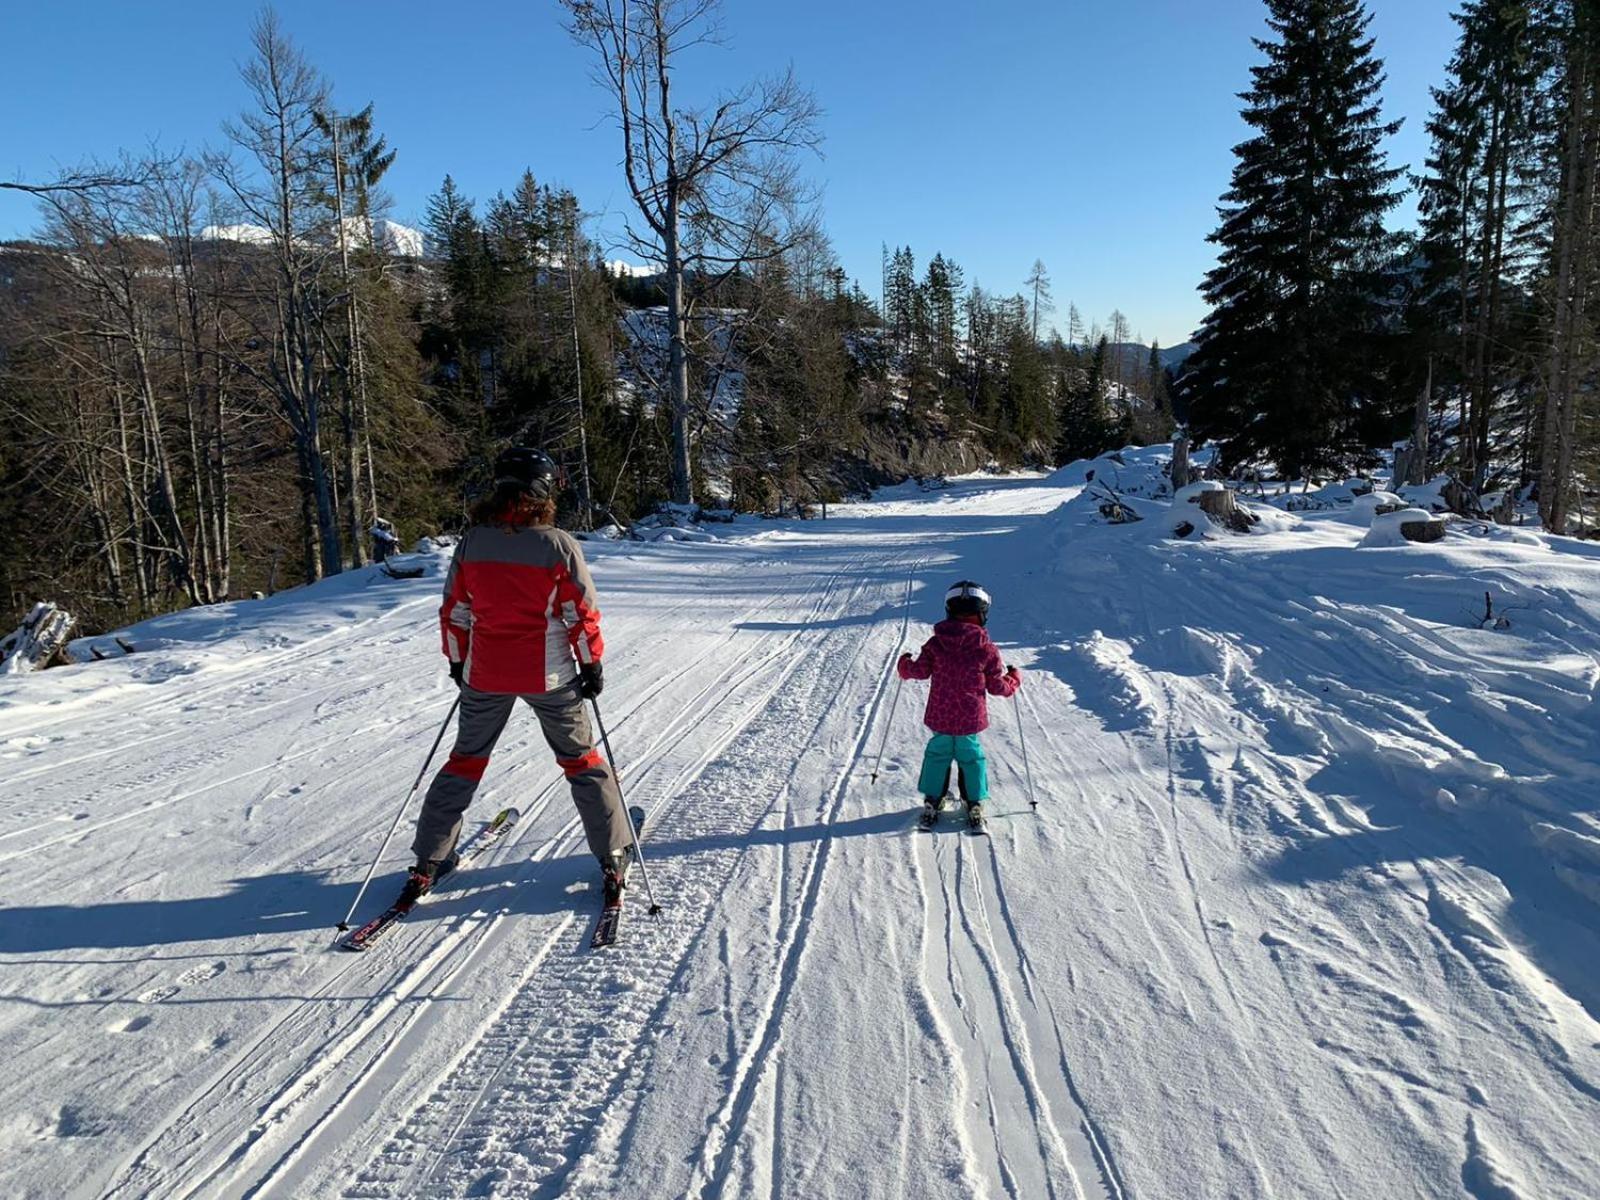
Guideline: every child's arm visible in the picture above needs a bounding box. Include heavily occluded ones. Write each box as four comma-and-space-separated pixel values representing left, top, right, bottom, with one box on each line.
897, 638, 936, 680
984, 644, 1021, 697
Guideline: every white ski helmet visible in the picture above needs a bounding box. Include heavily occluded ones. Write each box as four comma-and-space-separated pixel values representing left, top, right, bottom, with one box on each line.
945, 580, 992, 625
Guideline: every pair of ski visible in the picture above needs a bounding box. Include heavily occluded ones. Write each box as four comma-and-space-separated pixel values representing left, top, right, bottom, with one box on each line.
919, 800, 987, 836
339, 805, 647, 953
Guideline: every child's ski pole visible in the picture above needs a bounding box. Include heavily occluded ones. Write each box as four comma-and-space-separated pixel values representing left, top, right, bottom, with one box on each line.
1013, 691, 1038, 810
870, 564, 918, 785
870, 672, 905, 785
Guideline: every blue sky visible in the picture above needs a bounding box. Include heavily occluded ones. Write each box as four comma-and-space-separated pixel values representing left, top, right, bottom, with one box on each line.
0, 1, 1457, 346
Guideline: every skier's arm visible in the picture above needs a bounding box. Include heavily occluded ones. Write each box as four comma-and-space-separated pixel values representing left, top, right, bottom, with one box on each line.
556, 535, 605, 666
439, 536, 472, 664
897, 639, 935, 680
984, 646, 1020, 697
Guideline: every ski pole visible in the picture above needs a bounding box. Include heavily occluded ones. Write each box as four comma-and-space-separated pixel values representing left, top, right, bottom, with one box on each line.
1013, 691, 1038, 811
337, 694, 461, 931
869, 672, 905, 785
870, 564, 919, 785
590, 698, 664, 915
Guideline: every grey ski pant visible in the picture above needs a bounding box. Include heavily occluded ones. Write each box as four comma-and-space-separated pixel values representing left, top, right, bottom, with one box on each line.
412, 681, 630, 867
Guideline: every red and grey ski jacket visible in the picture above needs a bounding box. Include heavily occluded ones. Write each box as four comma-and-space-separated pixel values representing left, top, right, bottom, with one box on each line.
439, 523, 604, 695
898, 618, 1020, 735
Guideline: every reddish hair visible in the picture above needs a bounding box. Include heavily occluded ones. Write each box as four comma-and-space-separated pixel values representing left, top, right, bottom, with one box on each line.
472, 484, 557, 529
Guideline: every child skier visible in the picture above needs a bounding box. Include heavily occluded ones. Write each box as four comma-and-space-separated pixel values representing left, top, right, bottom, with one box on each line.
407, 447, 634, 904
897, 580, 1021, 832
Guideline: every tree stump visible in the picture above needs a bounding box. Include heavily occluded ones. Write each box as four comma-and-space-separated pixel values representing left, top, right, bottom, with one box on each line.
1171, 433, 1192, 490
1197, 487, 1258, 533
1400, 517, 1446, 543
1392, 447, 1414, 489
0, 602, 76, 674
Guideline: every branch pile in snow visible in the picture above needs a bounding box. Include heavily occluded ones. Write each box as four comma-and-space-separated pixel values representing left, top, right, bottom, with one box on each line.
1089, 480, 1142, 524
0, 601, 76, 673
626, 503, 724, 543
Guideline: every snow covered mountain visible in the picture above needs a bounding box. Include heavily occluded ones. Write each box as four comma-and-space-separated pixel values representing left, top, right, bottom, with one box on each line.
198, 217, 425, 257
2, 455, 1597, 1198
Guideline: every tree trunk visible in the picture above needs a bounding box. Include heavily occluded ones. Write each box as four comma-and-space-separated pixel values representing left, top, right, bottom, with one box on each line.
107, 343, 151, 613
664, 209, 693, 505
329, 118, 370, 568
1540, 44, 1588, 533
1410, 357, 1432, 487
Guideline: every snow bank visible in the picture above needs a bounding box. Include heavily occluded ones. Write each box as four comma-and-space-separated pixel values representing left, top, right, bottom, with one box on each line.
52, 549, 451, 678
1399, 475, 1452, 512
1048, 445, 1177, 500
1350, 490, 1402, 521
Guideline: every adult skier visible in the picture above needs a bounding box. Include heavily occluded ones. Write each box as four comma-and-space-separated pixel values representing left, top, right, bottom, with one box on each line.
897, 580, 1022, 831
406, 447, 634, 902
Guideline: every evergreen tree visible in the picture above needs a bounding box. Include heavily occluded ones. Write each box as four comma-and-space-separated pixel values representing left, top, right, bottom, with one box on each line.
1148, 341, 1169, 412
1414, 0, 1544, 488
886, 246, 917, 350
1056, 335, 1114, 464
1185, 0, 1405, 478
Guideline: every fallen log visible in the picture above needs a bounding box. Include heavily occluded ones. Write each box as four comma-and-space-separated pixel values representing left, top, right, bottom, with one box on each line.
0, 602, 76, 674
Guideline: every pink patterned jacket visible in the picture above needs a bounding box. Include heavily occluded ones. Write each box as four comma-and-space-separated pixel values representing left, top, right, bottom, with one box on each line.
898, 618, 1021, 736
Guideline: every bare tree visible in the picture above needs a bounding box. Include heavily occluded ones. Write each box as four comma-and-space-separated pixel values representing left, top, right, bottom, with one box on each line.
35, 181, 204, 607
211, 10, 343, 579
315, 102, 395, 566
562, 0, 821, 504
0, 155, 162, 197
1025, 259, 1052, 343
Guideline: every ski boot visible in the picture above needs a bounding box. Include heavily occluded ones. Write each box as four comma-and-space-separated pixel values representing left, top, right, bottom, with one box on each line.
399, 861, 439, 907
919, 794, 944, 830
399, 847, 461, 907
965, 802, 987, 835
601, 849, 629, 909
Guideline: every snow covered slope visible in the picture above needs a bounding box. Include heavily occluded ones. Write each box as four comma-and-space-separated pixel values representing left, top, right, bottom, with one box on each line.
1, 470, 1597, 1199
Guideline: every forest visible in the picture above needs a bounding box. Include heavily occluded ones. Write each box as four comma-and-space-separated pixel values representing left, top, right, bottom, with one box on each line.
2, 0, 1597, 636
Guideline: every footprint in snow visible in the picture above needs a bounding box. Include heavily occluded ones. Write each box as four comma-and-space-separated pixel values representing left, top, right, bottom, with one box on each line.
135, 960, 226, 1004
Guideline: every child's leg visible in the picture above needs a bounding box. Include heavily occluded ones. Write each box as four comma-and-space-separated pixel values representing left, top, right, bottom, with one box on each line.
917, 735, 956, 799
952, 735, 989, 803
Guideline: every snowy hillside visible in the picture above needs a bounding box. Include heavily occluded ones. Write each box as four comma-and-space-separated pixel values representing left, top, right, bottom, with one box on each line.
1, 461, 1597, 1198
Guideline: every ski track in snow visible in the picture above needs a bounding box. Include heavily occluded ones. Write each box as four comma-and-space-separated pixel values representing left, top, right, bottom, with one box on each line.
3, 466, 1599, 1198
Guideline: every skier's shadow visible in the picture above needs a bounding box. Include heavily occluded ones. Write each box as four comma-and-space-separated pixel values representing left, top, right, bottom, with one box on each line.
0, 858, 581, 955
637, 808, 916, 861
0, 809, 914, 957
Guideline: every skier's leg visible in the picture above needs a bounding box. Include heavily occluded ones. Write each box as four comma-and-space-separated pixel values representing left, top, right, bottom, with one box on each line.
953, 735, 989, 803
526, 682, 630, 864
412, 687, 516, 864
917, 735, 956, 801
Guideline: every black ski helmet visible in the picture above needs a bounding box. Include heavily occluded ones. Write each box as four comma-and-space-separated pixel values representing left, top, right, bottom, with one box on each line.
493, 446, 560, 499
945, 580, 992, 625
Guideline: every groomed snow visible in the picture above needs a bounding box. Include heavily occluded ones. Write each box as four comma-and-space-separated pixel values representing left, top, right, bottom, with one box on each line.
2, 464, 1597, 1198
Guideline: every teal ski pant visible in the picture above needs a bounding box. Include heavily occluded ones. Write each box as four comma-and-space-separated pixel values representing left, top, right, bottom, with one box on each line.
917, 733, 989, 803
